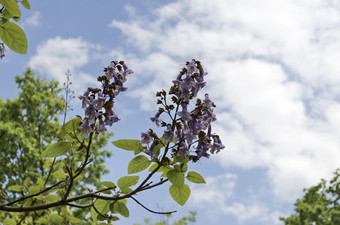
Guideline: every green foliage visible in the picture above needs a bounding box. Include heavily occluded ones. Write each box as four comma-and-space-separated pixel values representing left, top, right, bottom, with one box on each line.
42, 141, 72, 157
128, 155, 152, 174
117, 176, 139, 189
169, 184, 191, 206
134, 211, 197, 225
112, 139, 144, 155
186, 171, 206, 184
167, 169, 185, 187
0, 21, 27, 53
0, 0, 29, 54
0, 69, 113, 224
0, 68, 64, 192
280, 168, 340, 224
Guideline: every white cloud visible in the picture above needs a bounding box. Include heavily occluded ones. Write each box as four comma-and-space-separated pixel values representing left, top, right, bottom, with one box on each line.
21, 11, 41, 28
28, 36, 99, 94
190, 174, 282, 224
107, 0, 340, 222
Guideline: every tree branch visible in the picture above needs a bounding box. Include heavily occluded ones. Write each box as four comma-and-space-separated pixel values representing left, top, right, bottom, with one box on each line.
130, 196, 176, 215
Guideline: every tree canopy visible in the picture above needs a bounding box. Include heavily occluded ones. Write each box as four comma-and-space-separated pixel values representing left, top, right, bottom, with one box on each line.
0, 68, 113, 224
280, 169, 340, 225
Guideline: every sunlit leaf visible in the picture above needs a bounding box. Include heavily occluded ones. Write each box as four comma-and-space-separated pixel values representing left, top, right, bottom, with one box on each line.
1, 22, 27, 54
128, 155, 151, 174
112, 139, 144, 154
21, 0, 30, 9
94, 199, 110, 215
167, 169, 184, 187
8, 184, 24, 192
186, 171, 206, 184
169, 184, 191, 206
53, 170, 66, 180
42, 141, 72, 158
101, 181, 116, 189
114, 200, 129, 217
117, 176, 139, 189
0, 0, 20, 17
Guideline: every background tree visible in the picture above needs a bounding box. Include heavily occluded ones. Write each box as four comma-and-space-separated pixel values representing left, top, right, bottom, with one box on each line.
280, 169, 340, 224
134, 211, 196, 225
0, 68, 113, 224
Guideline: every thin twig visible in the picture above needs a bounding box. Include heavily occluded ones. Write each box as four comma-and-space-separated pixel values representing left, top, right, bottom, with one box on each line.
130, 196, 176, 215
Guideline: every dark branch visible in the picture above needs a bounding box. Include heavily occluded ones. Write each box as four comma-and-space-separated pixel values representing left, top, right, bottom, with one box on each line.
130, 196, 176, 215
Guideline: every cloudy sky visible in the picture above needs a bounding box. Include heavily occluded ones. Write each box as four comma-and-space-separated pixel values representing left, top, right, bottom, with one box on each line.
2, 0, 340, 224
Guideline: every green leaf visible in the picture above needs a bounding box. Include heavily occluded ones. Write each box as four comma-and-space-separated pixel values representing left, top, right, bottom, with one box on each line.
46, 194, 60, 203
167, 169, 184, 187
68, 216, 81, 223
112, 139, 144, 154
186, 171, 206, 184
73, 174, 83, 182
128, 155, 151, 174
3, 219, 16, 225
21, 0, 30, 9
114, 200, 129, 217
42, 141, 72, 158
94, 199, 110, 214
35, 217, 48, 224
24, 177, 31, 187
53, 170, 67, 180
58, 117, 82, 141
1, 21, 27, 54
28, 184, 40, 195
49, 213, 64, 223
8, 184, 24, 192
91, 207, 98, 223
169, 184, 191, 205
148, 163, 160, 172
120, 187, 133, 194
101, 181, 116, 189
0, 0, 21, 17
117, 176, 139, 189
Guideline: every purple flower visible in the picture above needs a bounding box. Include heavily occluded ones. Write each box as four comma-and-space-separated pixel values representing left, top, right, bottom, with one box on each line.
182, 122, 196, 144
177, 104, 191, 121
95, 91, 106, 109
141, 129, 153, 144
194, 142, 210, 159
97, 117, 107, 133
142, 59, 225, 161
104, 108, 120, 126
0, 43, 5, 59
203, 94, 213, 108
187, 60, 197, 74
144, 141, 157, 158
150, 109, 164, 127
79, 118, 93, 138
177, 141, 189, 158
79, 61, 133, 137
162, 124, 174, 144
210, 136, 224, 154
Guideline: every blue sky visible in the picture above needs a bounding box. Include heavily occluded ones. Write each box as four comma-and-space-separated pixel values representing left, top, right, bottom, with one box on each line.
2, 0, 340, 224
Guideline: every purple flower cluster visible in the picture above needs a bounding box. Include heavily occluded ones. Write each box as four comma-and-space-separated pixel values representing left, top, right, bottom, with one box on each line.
141, 59, 224, 162
0, 43, 5, 59
78, 61, 133, 137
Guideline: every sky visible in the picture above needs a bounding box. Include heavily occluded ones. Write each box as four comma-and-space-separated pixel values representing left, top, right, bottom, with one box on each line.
2, 0, 340, 224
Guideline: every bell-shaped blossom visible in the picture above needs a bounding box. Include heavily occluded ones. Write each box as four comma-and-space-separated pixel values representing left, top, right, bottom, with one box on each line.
141, 129, 153, 144
177, 104, 191, 121
162, 125, 174, 144
79, 118, 93, 138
